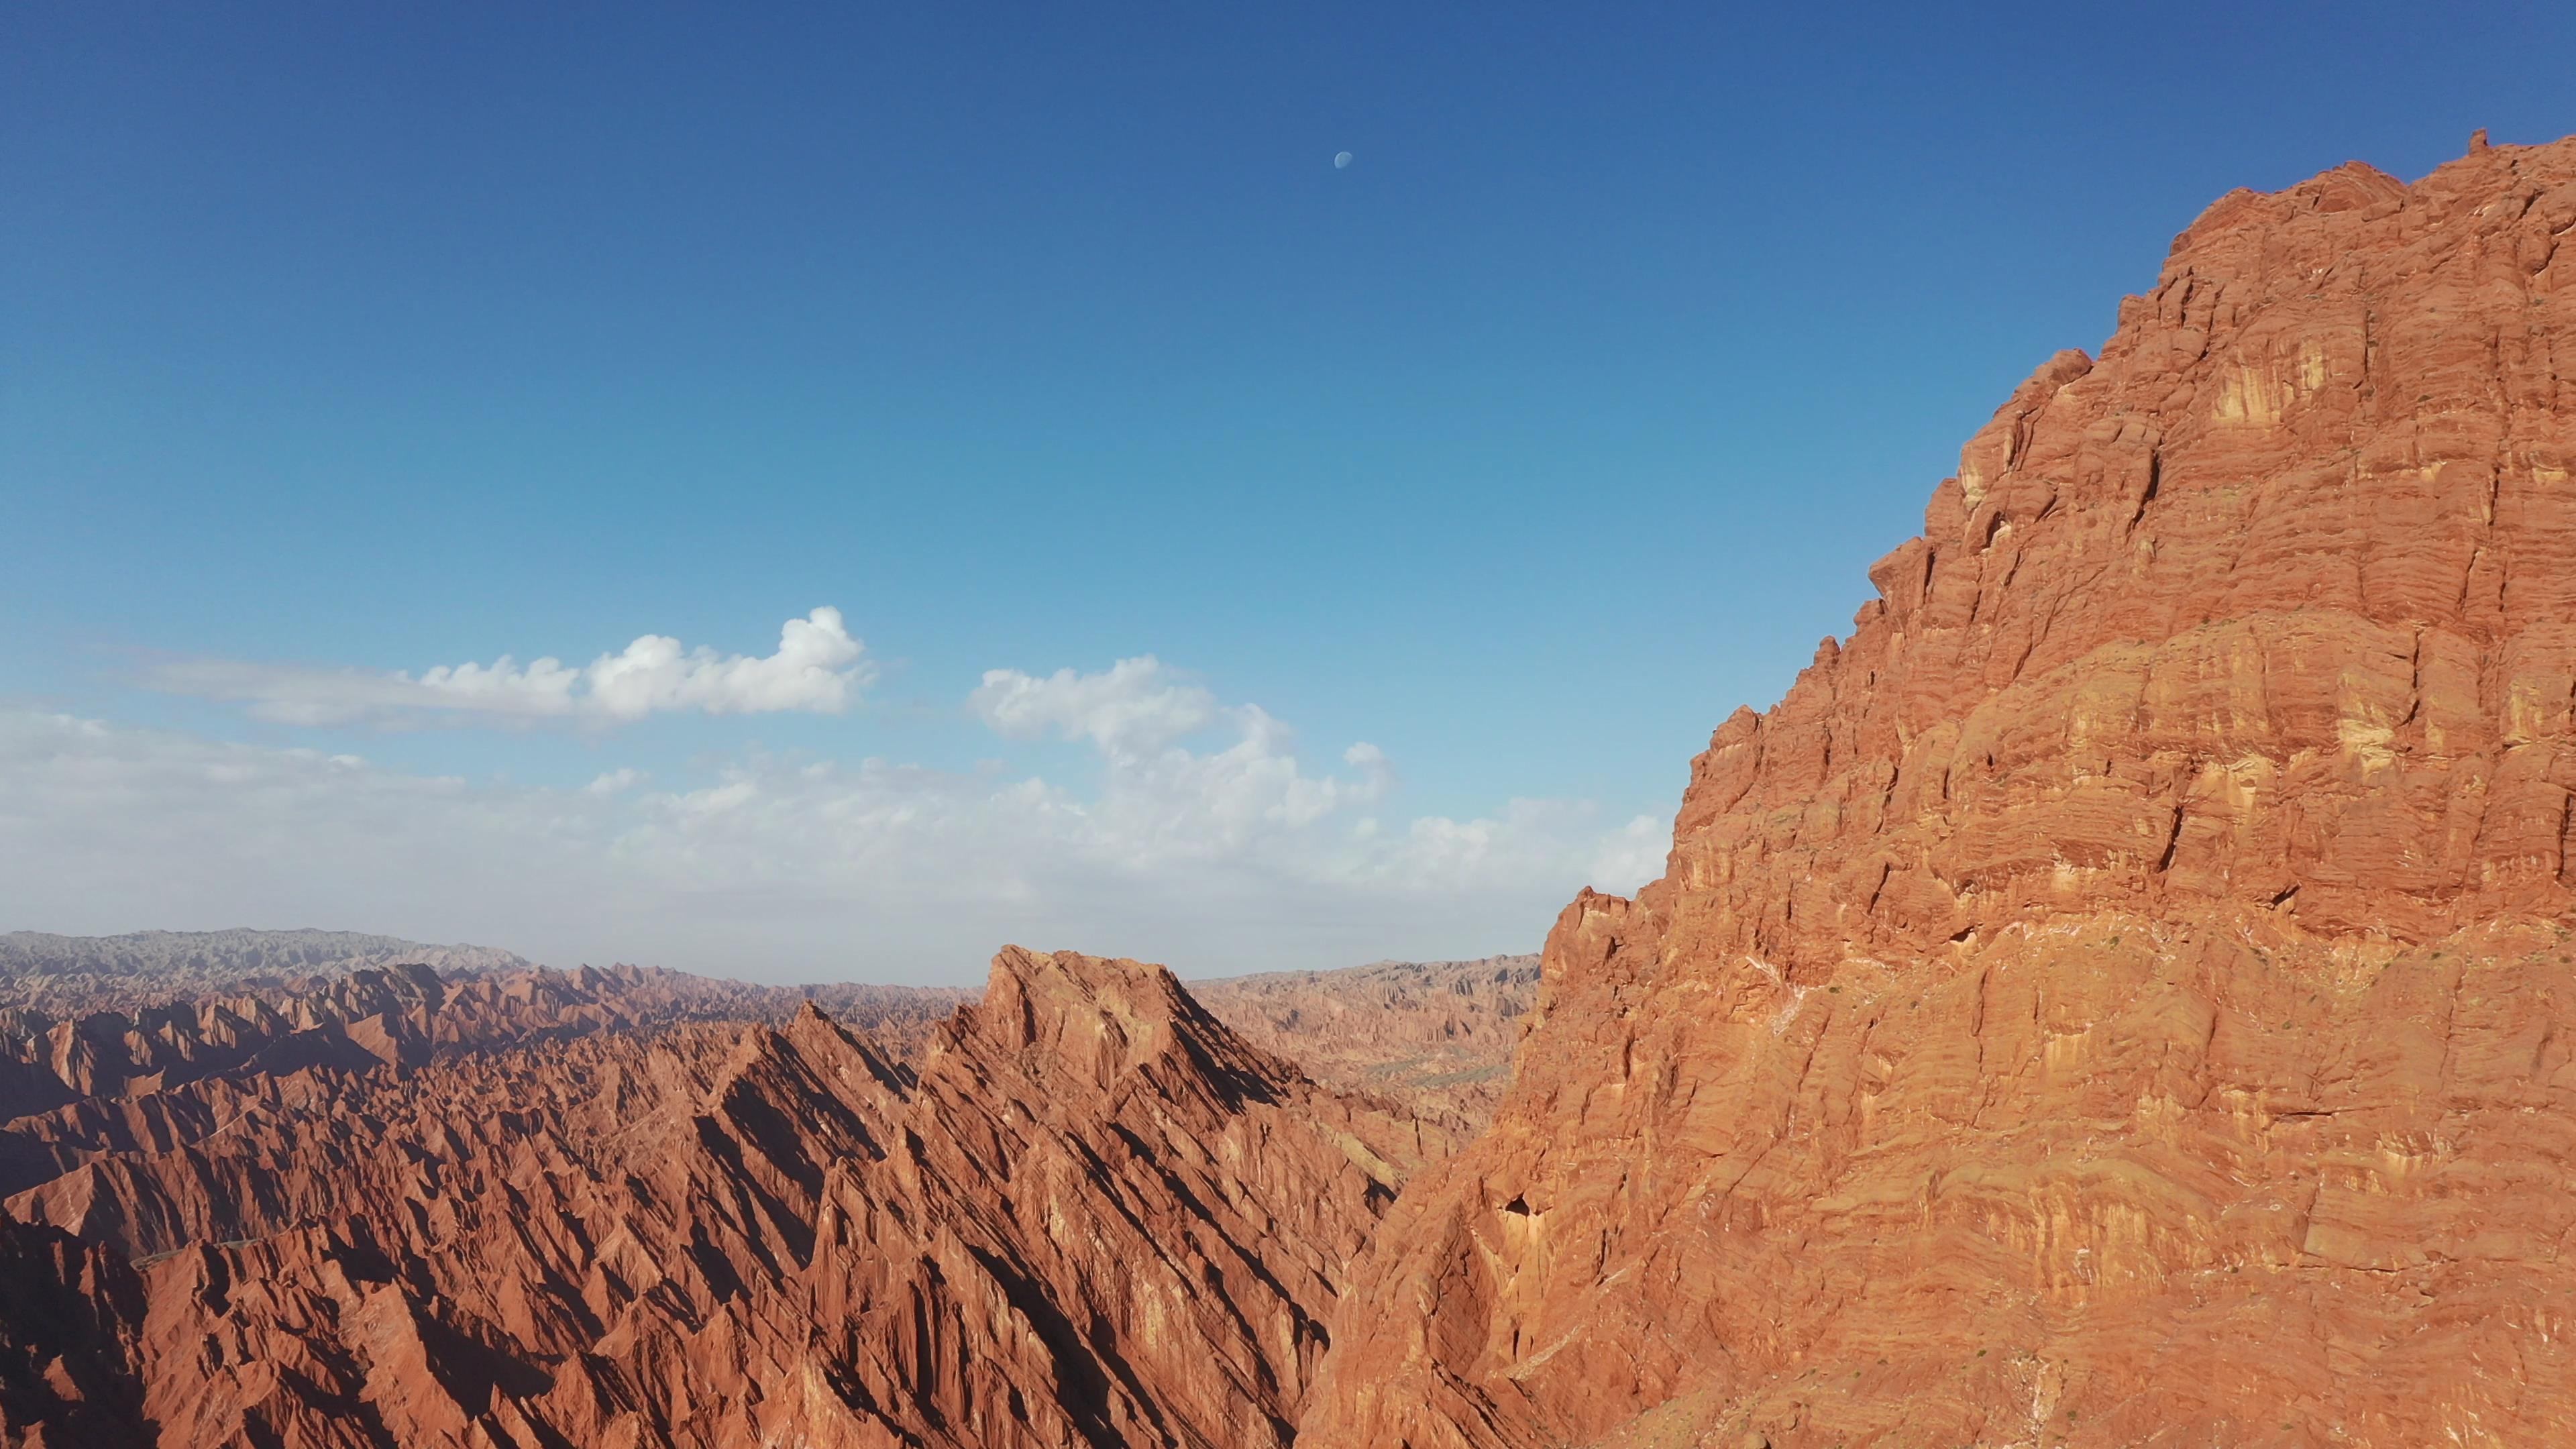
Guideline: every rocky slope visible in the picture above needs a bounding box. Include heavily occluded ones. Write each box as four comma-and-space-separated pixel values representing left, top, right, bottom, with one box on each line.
1192, 957, 1540, 1130
1304, 135, 2576, 1447
0, 947, 1452, 1447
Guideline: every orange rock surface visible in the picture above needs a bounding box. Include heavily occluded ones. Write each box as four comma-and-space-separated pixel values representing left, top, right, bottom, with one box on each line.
1305, 137, 2576, 1447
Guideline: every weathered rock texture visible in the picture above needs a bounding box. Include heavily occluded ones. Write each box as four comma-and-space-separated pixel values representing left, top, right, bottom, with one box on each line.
0, 948, 1448, 1447
1192, 957, 1540, 1131
1305, 136, 2576, 1447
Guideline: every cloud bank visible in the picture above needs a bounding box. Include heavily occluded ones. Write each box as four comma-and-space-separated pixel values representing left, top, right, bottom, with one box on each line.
971, 655, 1217, 757
148, 608, 870, 727
1, 652, 1667, 981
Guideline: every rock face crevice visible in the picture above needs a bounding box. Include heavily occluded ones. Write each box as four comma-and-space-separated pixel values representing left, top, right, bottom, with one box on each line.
1304, 138, 2576, 1447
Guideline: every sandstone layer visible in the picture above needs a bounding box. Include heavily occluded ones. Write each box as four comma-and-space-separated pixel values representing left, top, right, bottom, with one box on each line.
1306, 137, 2576, 1447
0, 948, 1450, 1448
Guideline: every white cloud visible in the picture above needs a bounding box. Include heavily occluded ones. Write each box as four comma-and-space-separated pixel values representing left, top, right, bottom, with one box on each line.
0, 682, 1667, 981
149, 608, 871, 727
968, 662, 1409, 862
969, 655, 1217, 758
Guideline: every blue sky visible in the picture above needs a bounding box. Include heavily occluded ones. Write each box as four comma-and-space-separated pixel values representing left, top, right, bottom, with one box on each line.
5, 3, 2571, 981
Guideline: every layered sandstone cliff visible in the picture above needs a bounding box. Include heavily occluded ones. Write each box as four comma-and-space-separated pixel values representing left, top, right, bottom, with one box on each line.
1305, 136, 2576, 1447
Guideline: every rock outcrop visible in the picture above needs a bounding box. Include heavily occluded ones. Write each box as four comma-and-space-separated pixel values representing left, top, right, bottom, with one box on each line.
0, 948, 1448, 1447
0, 1216, 147, 1446
1305, 136, 2576, 1446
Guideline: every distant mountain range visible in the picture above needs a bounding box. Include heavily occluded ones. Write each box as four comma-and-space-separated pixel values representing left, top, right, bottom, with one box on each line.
0, 930, 1540, 1129
1188, 954, 1539, 1128
0, 929, 531, 1005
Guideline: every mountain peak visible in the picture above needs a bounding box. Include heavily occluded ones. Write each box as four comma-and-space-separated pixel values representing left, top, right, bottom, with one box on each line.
969, 946, 1194, 1083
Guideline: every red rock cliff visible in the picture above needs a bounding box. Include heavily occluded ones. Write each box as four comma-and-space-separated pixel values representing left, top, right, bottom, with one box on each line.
1303, 136, 2576, 1447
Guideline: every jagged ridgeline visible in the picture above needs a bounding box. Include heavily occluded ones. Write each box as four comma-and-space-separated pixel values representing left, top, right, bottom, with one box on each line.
0, 948, 1461, 1446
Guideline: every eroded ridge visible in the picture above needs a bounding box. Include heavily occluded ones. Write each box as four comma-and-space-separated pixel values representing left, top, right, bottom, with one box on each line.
0, 949, 1452, 1448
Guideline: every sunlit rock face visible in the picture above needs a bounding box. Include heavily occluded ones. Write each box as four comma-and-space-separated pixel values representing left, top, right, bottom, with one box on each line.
1303, 137, 2576, 1448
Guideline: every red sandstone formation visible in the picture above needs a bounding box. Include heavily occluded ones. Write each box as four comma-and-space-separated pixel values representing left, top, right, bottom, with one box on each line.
0, 1217, 146, 1445
1303, 136, 2576, 1446
1192, 957, 1540, 1130
0, 947, 1448, 1447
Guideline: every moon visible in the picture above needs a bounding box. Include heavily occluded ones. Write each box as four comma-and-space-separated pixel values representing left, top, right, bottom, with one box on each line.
1334, 151, 1353, 170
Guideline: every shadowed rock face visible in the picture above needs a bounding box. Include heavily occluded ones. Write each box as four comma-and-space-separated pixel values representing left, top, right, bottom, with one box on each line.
1303, 138, 2576, 1447
0, 1216, 148, 1445
0, 947, 1452, 1448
